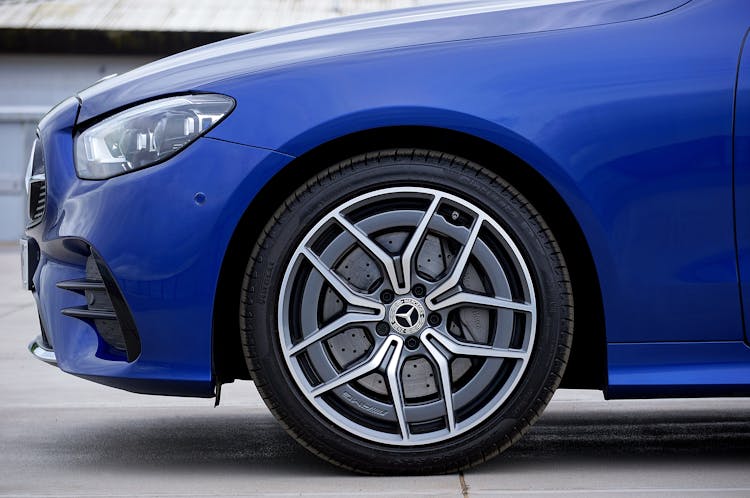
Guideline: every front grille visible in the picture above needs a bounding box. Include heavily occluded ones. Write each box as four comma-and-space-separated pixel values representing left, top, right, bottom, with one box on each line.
27, 138, 46, 226
57, 251, 141, 362
28, 181, 46, 222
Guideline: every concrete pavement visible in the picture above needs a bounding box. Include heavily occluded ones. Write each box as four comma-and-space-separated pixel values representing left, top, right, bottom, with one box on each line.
1, 245, 749, 497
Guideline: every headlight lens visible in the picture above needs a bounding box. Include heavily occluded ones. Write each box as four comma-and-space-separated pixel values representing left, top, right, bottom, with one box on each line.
75, 94, 235, 180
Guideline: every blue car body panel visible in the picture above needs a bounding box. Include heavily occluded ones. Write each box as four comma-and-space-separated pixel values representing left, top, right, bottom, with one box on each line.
29, 98, 293, 396
734, 33, 750, 346
27, 0, 750, 398
76, 0, 689, 123
607, 341, 750, 398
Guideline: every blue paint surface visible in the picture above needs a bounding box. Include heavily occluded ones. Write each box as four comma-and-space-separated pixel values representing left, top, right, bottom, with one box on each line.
26, 0, 750, 397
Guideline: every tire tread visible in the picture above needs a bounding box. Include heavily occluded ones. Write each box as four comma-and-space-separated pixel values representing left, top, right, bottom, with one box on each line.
240, 149, 574, 475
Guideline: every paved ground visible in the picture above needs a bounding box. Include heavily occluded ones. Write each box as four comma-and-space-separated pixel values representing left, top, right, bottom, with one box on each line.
1, 244, 750, 497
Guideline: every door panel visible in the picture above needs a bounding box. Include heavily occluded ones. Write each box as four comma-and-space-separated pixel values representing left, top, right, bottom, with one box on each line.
734, 29, 750, 344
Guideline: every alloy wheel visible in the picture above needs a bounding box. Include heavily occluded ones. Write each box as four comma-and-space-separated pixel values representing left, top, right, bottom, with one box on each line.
278, 186, 537, 445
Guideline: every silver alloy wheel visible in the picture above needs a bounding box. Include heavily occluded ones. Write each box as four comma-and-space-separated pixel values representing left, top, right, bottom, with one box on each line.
278, 186, 537, 445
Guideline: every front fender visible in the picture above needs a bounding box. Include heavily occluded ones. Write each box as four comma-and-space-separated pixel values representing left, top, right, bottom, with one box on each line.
204, 2, 744, 345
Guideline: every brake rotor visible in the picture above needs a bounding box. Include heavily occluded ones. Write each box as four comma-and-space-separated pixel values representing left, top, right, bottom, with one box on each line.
321, 228, 490, 399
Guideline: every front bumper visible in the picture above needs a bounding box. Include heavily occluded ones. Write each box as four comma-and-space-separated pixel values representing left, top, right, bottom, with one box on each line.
29, 337, 57, 366
25, 96, 293, 397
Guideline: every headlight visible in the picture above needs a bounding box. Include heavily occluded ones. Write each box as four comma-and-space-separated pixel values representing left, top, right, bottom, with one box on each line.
75, 94, 235, 180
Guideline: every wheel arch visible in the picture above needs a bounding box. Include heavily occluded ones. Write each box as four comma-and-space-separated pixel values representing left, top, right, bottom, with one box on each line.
212, 125, 607, 391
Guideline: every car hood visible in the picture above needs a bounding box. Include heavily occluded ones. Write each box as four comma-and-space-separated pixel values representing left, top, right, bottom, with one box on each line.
76, 0, 690, 123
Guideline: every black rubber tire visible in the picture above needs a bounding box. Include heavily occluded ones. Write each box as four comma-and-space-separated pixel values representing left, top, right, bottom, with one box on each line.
240, 149, 573, 475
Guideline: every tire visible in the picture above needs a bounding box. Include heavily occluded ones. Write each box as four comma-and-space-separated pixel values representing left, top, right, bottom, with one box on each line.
240, 149, 573, 474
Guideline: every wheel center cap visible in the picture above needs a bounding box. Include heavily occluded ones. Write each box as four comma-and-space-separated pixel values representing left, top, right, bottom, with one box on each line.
389, 297, 426, 335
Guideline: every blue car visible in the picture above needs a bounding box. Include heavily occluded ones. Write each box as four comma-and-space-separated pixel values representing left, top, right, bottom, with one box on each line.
22, 0, 750, 473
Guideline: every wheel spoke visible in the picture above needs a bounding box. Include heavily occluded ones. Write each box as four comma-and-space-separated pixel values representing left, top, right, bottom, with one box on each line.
425, 215, 483, 310
421, 335, 456, 432
281, 186, 539, 446
334, 213, 403, 292
385, 338, 409, 440
300, 247, 384, 314
310, 336, 400, 397
428, 291, 534, 313
289, 312, 381, 355
422, 328, 529, 361
400, 194, 442, 293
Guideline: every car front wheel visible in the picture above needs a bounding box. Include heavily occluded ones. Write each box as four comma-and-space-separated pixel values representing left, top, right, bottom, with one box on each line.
241, 149, 573, 474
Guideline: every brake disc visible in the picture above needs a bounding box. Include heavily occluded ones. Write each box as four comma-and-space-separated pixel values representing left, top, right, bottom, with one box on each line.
321, 229, 491, 399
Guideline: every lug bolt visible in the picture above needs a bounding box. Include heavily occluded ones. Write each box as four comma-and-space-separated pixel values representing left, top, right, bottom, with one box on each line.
380, 289, 394, 304
376, 321, 390, 336
450, 210, 460, 221
405, 336, 420, 350
412, 284, 426, 298
428, 313, 442, 326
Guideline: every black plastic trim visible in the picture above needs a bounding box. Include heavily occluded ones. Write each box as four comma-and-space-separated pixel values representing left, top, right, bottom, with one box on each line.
56, 279, 107, 293
54, 241, 142, 363
90, 251, 141, 362
61, 307, 117, 320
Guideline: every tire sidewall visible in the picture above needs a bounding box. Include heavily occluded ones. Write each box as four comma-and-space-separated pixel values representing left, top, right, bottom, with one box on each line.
242, 152, 570, 473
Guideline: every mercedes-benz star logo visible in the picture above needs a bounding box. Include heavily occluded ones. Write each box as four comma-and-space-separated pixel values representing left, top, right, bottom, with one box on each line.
395, 305, 419, 328
388, 297, 426, 334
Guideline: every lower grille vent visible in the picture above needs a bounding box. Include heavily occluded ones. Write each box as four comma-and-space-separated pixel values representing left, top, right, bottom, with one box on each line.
58, 252, 141, 361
